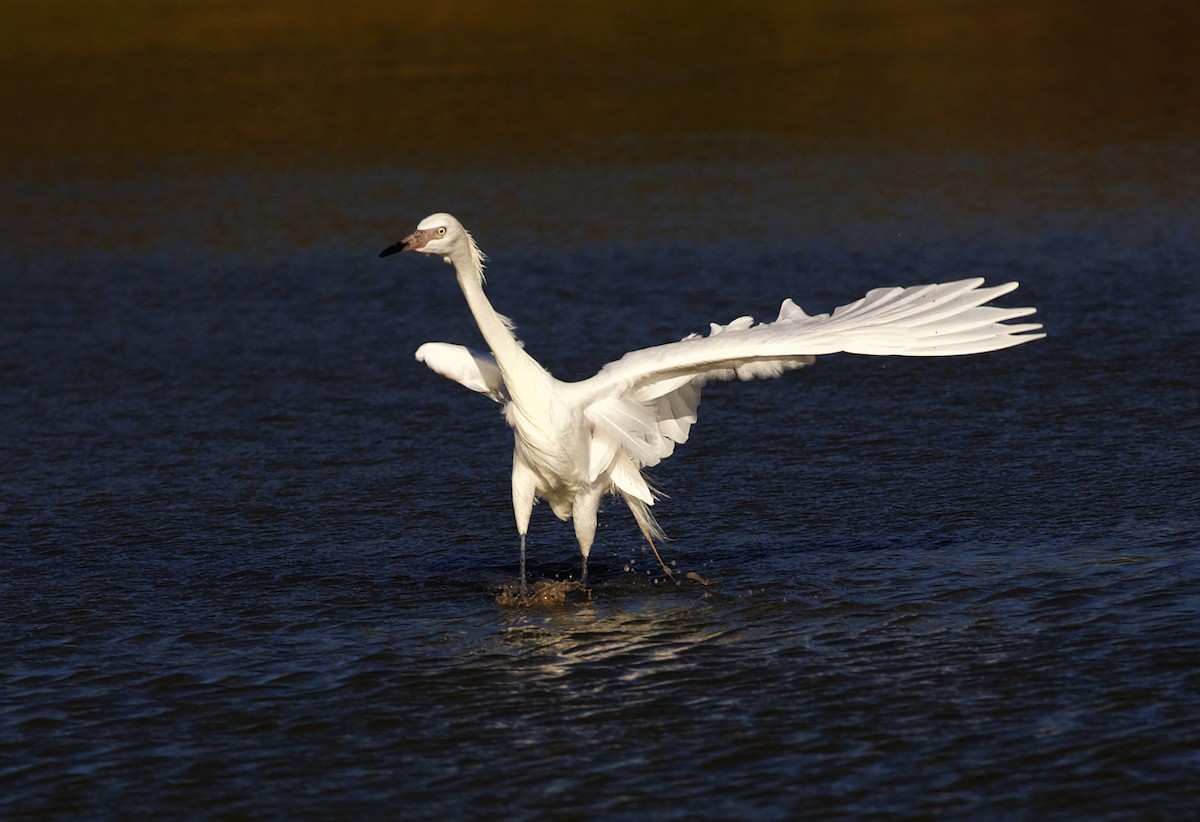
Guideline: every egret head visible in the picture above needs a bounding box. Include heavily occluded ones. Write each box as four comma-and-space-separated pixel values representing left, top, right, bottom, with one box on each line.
379, 213, 468, 259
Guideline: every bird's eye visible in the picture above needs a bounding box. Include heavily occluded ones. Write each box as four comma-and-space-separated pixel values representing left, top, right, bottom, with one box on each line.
437, 227, 447, 236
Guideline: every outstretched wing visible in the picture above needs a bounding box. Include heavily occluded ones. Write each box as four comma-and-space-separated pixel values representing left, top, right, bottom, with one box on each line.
415, 342, 507, 402
575, 278, 1043, 507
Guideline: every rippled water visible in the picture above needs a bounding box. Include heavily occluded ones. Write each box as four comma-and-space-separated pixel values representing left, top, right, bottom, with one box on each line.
4, 140, 1199, 819
4, 2, 1200, 817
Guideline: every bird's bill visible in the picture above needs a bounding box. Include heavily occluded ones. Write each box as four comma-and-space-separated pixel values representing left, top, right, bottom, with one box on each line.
378, 229, 429, 257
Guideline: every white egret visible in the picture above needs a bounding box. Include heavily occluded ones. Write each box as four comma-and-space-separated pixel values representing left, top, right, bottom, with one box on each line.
381, 213, 1044, 592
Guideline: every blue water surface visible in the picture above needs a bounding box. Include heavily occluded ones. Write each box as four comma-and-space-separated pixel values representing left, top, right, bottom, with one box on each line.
2, 141, 1199, 819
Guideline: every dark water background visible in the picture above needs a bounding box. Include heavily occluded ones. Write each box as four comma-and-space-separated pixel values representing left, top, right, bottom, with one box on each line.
3, 2, 1199, 818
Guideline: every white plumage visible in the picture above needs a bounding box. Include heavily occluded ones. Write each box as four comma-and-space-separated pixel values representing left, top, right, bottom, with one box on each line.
381, 213, 1045, 591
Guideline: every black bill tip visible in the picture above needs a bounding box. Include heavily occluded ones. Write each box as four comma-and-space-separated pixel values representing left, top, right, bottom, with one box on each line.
379, 241, 406, 258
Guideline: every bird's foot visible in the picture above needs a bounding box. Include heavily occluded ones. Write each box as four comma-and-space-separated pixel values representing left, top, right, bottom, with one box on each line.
646, 537, 680, 585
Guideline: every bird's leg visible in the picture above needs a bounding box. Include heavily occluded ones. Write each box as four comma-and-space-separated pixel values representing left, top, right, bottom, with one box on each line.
646, 535, 679, 585
518, 533, 528, 596
571, 485, 603, 590
512, 459, 536, 598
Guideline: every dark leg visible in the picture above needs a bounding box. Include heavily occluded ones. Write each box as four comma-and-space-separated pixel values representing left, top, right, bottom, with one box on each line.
580, 554, 588, 588
646, 535, 678, 584
519, 533, 528, 595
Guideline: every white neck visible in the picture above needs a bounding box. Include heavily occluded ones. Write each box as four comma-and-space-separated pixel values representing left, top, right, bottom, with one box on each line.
446, 241, 544, 392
